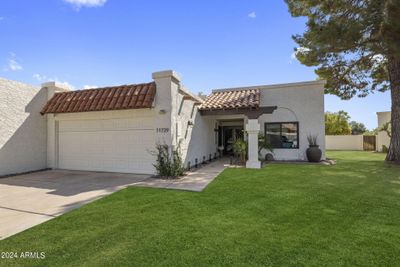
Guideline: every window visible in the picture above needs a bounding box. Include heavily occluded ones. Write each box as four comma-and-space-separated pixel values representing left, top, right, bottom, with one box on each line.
265, 122, 299, 149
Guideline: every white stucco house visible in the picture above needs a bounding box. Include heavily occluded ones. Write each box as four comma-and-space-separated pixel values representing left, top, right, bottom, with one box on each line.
376, 111, 391, 152
0, 70, 326, 176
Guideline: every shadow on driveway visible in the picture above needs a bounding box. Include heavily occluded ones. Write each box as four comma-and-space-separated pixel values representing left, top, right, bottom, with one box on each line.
0, 170, 150, 240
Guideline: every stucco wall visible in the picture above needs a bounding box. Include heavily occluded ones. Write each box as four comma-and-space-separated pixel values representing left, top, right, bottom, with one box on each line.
258, 81, 326, 161
175, 91, 217, 168
0, 78, 47, 176
326, 135, 364, 150
377, 111, 391, 152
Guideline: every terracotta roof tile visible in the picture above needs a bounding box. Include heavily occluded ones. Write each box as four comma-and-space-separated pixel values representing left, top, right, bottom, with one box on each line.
199, 88, 260, 110
41, 82, 156, 114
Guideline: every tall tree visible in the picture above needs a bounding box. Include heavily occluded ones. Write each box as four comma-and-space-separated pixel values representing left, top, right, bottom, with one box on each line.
350, 121, 367, 135
286, 0, 400, 162
325, 111, 352, 135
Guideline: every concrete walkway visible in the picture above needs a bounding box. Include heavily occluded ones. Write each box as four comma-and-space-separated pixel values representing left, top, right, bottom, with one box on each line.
133, 158, 229, 192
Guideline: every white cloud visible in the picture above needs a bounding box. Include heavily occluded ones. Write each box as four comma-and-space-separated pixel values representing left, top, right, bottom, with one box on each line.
83, 85, 98, 89
57, 81, 75, 90
372, 54, 386, 70
33, 73, 75, 90
3, 53, 23, 71
289, 47, 311, 64
8, 59, 22, 71
248, 12, 256, 19
64, 0, 107, 9
33, 73, 46, 82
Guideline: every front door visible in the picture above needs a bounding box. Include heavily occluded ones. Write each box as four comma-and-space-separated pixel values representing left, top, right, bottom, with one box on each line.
223, 126, 244, 155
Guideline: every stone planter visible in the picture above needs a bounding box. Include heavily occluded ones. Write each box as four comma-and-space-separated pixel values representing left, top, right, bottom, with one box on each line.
306, 145, 322, 162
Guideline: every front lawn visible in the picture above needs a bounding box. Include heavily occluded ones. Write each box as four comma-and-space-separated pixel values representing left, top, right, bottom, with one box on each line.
1, 151, 400, 266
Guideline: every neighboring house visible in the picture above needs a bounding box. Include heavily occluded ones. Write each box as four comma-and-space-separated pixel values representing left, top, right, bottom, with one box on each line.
0, 78, 48, 176
376, 111, 391, 152
0, 70, 326, 175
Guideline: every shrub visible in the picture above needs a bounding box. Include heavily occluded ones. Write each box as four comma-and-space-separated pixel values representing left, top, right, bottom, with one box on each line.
152, 143, 185, 178
233, 139, 247, 164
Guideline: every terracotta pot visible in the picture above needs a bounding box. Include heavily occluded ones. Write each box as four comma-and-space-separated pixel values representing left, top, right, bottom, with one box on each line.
306, 145, 322, 162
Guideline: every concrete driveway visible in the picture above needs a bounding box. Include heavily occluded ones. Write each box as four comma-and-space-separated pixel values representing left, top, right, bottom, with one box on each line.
0, 170, 150, 240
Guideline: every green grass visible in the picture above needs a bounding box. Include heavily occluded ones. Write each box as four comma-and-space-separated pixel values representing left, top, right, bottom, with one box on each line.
1, 151, 400, 266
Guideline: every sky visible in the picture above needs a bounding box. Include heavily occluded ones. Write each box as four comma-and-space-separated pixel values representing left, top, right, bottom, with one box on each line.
0, 0, 391, 129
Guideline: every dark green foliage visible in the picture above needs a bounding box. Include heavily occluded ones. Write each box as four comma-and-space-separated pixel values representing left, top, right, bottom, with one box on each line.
285, 0, 400, 98
350, 121, 367, 135
382, 145, 389, 153
152, 143, 185, 178
233, 138, 247, 164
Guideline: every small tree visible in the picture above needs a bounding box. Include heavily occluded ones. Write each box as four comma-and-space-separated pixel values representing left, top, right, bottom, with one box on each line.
152, 143, 185, 178
365, 128, 379, 136
350, 121, 367, 135
380, 122, 392, 138
325, 111, 352, 135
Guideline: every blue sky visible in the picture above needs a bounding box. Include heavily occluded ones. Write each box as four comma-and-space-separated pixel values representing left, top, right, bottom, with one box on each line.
0, 0, 390, 129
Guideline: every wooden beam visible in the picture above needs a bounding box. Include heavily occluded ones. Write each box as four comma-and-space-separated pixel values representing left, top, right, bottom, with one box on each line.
199, 106, 277, 118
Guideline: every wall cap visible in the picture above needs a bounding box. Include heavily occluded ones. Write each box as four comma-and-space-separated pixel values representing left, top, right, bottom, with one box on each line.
213, 80, 326, 93
152, 70, 181, 82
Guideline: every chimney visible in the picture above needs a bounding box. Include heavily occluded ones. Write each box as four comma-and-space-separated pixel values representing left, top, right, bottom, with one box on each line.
41, 81, 71, 100
151, 70, 181, 147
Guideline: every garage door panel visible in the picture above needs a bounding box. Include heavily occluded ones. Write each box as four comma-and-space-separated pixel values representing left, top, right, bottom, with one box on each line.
58, 118, 156, 174
59, 117, 154, 132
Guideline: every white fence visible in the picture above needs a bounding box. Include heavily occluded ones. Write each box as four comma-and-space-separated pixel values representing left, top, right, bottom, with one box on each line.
325, 135, 364, 151
377, 132, 390, 152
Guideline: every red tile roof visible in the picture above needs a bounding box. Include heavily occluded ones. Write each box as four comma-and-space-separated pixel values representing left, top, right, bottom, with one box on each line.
41, 82, 156, 114
199, 88, 260, 110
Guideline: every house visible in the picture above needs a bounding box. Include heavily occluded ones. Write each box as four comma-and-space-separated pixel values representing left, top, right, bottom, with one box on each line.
376, 111, 391, 152
0, 78, 47, 176
0, 70, 326, 176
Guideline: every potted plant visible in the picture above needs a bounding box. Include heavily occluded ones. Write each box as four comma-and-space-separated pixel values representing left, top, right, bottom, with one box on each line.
306, 134, 322, 162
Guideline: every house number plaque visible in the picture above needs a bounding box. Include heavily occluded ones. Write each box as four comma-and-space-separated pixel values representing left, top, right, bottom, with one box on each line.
156, 128, 169, 133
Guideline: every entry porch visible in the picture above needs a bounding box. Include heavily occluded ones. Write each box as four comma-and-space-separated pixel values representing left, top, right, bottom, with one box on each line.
198, 88, 277, 169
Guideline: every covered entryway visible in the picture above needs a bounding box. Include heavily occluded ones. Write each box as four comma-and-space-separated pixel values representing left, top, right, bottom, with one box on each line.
217, 120, 245, 155
199, 88, 277, 169
58, 117, 156, 174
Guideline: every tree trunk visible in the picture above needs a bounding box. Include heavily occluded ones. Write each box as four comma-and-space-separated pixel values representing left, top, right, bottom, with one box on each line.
386, 56, 400, 163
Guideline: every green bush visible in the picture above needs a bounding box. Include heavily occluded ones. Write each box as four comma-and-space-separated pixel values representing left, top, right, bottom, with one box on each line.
233, 139, 247, 164
152, 143, 185, 178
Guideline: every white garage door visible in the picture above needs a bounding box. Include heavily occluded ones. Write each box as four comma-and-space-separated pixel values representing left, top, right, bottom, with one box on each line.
58, 117, 156, 174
